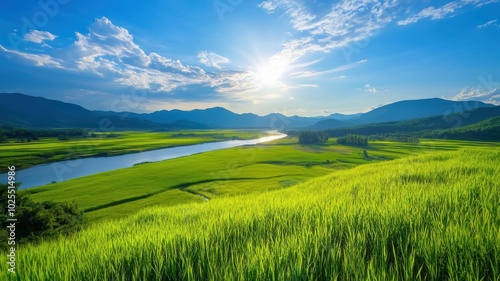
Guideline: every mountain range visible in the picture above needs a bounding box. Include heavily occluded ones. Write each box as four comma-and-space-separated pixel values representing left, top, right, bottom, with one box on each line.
0, 93, 495, 130
323, 105, 500, 137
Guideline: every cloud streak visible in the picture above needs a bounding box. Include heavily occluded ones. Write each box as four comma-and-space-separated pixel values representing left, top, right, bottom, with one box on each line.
290, 59, 367, 78
0, 45, 62, 68
477, 19, 499, 29
398, 0, 500, 26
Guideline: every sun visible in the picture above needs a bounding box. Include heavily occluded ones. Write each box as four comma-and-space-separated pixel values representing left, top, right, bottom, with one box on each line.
257, 62, 285, 86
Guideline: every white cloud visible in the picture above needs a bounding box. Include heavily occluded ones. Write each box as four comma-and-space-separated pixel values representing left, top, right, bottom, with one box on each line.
398, 0, 500, 26
297, 84, 319, 88
24, 30, 57, 44
197, 51, 230, 69
260, 0, 399, 68
364, 83, 388, 93
332, 75, 347, 80
73, 17, 150, 69
0, 45, 62, 68
450, 87, 500, 105
258, 1, 279, 12
208, 70, 260, 95
477, 19, 499, 29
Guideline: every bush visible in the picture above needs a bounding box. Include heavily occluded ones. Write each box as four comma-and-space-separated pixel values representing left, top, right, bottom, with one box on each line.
0, 184, 85, 249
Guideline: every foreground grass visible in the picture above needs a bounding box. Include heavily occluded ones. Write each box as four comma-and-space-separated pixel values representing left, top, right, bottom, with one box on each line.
26, 138, 499, 222
0, 130, 263, 172
3, 149, 498, 280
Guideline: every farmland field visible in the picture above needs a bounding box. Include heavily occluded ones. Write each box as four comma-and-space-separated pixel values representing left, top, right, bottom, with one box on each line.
23, 136, 500, 223
2, 146, 499, 280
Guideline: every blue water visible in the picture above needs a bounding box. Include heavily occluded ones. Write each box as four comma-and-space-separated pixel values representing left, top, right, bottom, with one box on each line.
2, 134, 286, 190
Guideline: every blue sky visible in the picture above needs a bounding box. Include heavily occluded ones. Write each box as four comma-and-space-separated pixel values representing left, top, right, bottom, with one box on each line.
1, 0, 499, 116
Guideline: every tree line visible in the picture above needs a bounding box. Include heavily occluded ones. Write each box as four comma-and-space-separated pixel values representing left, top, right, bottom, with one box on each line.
0, 127, 93, 143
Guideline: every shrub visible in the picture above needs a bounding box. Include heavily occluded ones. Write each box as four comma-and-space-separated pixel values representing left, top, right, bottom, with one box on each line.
0, 184, 85, 249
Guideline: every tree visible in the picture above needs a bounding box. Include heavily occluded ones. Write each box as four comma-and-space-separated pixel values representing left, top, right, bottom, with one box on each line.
298, 131, 329, 144
362, 149, 369, 159
336, 134, 368, 146
0, 184, 85, 249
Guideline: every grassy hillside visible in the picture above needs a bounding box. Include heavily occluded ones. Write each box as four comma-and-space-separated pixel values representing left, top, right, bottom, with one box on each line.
3, 149, 499, 280
427, 116, 500, 141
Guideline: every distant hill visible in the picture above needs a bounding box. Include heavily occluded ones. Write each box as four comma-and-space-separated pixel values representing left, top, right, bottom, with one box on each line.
1, 93, 496, 132
307, 119, 354, 130
326, 113, 363, 120
130, 98, 493, 129
321, 105, 500, 139
0, 93, 172, 129
0, 93, 325, 129
129, 108, 323, 129
353, 98, 493, 124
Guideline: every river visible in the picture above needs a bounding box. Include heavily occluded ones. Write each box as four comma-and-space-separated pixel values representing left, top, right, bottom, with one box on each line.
2, 133, 287, 190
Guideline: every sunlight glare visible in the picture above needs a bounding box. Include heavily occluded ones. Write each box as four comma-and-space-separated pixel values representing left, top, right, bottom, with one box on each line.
257, 62, 284, 86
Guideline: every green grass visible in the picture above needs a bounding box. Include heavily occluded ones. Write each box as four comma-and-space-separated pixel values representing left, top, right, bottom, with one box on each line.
0, 130, 265, 172
3, 148, 499, 280
25, 138, 500, 223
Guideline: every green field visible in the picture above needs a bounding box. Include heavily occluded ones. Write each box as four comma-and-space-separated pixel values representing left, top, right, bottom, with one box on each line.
2, 148, 499, 280
25, 137, 499, 223
2, 132, 499, 280
0, 130, 264, 172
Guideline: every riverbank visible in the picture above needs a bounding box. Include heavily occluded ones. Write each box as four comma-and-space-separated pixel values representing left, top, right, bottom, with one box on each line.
0, 130, 271, 173
2, 132, 286, 190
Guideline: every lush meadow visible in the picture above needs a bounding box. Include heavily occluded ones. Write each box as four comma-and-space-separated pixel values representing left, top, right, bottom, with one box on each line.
2, 148, 499, 280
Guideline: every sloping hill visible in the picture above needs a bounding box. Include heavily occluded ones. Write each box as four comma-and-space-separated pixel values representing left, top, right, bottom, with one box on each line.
0, 93, 95, 127
5, 149, 499, 280
354, 98, 493, 124
323, 105, 500, 137
0, 93, 177, 129
432, 116, 500, 141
